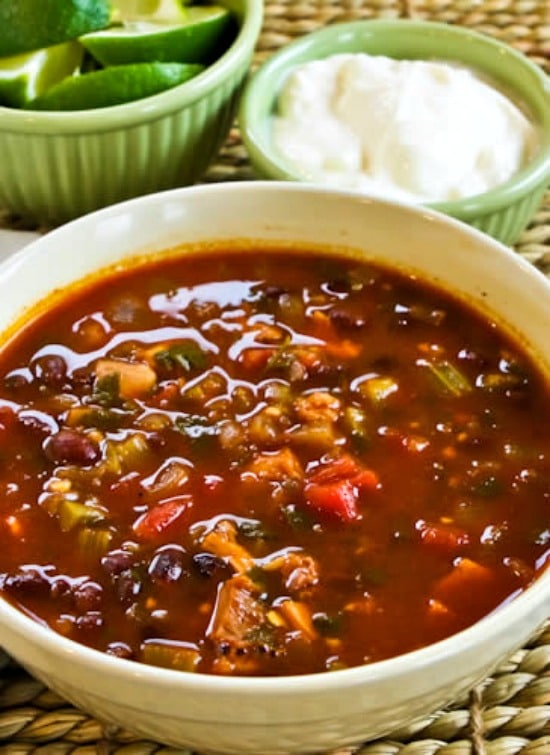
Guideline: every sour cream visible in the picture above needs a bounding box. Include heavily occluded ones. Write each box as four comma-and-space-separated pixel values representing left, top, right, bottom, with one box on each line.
273, 53, 537, 203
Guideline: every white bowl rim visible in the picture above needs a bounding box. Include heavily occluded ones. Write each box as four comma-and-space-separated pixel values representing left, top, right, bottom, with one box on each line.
0, 180, 548, 698
0, 0, 263, 133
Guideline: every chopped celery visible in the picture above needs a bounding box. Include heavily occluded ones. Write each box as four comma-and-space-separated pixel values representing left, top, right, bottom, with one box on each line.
344, 406, 372, 451
287, 422, 338, 450
77, 527, 113, 557
420, 360, 472, 396
266, 348, 295, 373
58, 499, 106, 532
104, 433, 150, 474
140, 640, 200, 671
66, 405, 127, 431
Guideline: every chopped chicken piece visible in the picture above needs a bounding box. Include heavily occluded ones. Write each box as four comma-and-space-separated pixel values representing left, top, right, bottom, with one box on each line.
95, 358, 157, 399
294, 391, 341, 425
245, 448, 304, 483
201, 520, 255, 574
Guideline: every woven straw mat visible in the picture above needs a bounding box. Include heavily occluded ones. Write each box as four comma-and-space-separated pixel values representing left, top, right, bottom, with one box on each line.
0, 1, 549, 754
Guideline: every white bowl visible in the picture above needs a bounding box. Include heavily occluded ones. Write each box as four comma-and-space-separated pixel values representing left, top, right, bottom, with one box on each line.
0, 183, 548, 755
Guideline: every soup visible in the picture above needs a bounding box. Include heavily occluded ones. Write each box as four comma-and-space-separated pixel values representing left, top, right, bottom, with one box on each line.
0, 248, 547, 676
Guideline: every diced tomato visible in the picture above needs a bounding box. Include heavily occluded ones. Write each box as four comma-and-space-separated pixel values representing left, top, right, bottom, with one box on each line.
304, 455, 379, 521
309, 454, 379, 490
309, 454, 361, 484
133, 496, 191, 540
416, 520, 470, 551
305, 479, 359, 522
349, 469, 380, 491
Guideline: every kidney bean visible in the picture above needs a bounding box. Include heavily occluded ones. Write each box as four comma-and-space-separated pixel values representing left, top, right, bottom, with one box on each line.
34, 354, 68, 387
43, 429, 100, 465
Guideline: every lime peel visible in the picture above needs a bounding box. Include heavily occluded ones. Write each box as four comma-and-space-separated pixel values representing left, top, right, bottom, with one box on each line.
81, 6, 232, 65
0, 0, 111, 57
28, 61, 205, 111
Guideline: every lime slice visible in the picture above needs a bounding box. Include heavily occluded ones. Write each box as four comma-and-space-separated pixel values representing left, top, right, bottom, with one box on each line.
111, 0, 191, 23
0, 41, 83, 108
0, 0, 111, 57
81, 7, 233, 65
28, 61, 204, 110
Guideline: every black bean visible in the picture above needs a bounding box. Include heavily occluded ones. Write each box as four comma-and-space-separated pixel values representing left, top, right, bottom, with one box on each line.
192, 552, 228, 579
148, 546, 186, 583
116, 568, 142, 604
102, 549, 135, 576
5, 567, 51, 595
51, 577, 72, 600
73, 581, 103, 612
43, 429, 100, 465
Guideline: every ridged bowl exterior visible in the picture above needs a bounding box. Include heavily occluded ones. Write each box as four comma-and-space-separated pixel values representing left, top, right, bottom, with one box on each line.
440, 182, 549, 246
0, 0, 262, 225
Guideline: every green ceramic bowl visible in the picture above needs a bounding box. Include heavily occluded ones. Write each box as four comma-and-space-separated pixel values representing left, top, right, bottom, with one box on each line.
0, 0, 263, 226
239, 19, 550, 245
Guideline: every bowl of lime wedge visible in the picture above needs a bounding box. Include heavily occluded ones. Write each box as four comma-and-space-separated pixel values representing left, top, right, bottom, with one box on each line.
0, 0, 263, 225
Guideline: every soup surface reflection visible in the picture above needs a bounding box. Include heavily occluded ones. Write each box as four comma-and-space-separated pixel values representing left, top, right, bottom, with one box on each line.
0, 248, 548, 676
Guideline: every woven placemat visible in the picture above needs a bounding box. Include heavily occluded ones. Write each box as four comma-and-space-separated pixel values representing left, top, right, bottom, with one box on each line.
0, 1, 549, 753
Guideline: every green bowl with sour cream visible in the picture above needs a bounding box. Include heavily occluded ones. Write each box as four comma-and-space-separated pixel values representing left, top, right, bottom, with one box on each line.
239, 19, 550, 245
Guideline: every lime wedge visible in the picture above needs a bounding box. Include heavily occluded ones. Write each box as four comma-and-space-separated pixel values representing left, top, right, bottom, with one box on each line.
81, 7, 233, 65
111, 0, 190, 23
0, 0, 111, 57
28, 61, 204, 110
0, 41, 83, 108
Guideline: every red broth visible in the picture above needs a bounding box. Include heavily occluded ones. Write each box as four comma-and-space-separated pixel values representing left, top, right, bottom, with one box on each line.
0, 248, 548, 676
